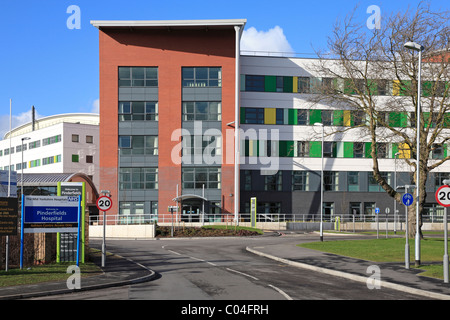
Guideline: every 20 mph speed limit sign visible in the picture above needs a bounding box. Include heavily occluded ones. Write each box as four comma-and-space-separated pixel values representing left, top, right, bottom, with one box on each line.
97, 196, 113, 211
436, 185, 450, 207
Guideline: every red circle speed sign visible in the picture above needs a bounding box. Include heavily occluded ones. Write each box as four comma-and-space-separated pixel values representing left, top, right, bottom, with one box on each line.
436, 185, 450, 207
97, 196, 113, 211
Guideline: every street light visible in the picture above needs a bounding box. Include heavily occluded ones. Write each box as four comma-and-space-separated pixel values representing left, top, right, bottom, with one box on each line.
404, 41, 424, 266
20, 137, 30, 270
394, 152, 400, 234
314, 122, 324, 241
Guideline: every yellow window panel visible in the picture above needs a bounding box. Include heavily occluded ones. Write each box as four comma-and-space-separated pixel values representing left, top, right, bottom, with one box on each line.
293, 77, 298, 93
399, 143, 411, 158
264, 108, 276, 124
343, 110, 352, 126
392, 80, 400, 96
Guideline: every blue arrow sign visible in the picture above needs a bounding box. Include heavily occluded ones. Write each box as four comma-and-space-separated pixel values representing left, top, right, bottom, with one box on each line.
375, 207, 380, 214
402, 193, 413, 206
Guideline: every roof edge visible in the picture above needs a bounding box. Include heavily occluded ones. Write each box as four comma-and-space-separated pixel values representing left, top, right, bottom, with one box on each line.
90, 19, 247, 29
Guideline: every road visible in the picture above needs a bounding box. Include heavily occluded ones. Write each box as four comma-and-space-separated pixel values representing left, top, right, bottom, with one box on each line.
31, 233, 429, 302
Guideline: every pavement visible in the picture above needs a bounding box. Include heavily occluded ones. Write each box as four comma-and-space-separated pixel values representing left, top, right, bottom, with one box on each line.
1, 232, 450, 300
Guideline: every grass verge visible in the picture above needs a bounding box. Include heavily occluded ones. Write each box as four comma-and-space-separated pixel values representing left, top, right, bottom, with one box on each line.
0, 249, 103, 287
298, 237, 449, 279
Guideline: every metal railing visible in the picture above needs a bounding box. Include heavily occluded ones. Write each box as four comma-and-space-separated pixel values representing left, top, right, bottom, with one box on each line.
88, 212, 447, 226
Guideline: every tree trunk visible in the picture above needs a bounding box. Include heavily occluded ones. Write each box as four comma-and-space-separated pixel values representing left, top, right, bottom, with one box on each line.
408, 205, 423, 239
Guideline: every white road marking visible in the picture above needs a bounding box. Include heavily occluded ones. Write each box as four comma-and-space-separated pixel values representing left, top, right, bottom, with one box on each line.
226, 268, 259, 281
268, 284, 293, 300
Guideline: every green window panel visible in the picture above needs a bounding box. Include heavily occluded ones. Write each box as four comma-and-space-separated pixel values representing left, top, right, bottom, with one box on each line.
444, 113, 450, 128
279, 141, 295, 157
343, 142, 353, 158
240, 74, 246, 91
283, 76, 293, 93
392, 143, 399, 158
422, 81, 433, 97
288, 109, 297, 125
333, 110, 344, 126
265, 76, 277, 92
389, 112, 401, 127
365, 142, 372, 158
309, 110, 322, 125
240, 107, 246, 124
309, 141, 322, 158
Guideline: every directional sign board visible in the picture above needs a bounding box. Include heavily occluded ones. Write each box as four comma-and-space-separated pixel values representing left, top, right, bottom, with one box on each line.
436, 185, 450, 207
97, 196, 112, 211
402, 193, 414, 206
375, 207, 380, 214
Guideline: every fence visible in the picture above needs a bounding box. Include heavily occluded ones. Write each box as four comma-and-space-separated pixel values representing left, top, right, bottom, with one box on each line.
88, 212, 447, 226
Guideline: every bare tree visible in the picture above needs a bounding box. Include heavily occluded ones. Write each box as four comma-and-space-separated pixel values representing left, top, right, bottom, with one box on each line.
308, 2, 449, 237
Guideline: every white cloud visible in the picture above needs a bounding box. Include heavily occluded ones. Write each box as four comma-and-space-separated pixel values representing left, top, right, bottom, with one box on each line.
91, 98, 100, 114
0, 110, 43, 140
241, 26, 295, 57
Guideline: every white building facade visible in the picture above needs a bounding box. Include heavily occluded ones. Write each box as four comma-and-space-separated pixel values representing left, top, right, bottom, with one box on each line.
239, 55, 450, 219
0, 113, 99, 188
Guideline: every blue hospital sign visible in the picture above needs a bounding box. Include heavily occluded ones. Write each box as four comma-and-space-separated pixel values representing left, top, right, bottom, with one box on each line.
23, 196, 80, 233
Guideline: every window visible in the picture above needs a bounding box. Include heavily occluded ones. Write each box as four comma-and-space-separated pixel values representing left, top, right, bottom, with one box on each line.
72, 155, 79, 163
244, 108, 264, 124
324, 171, 339, 191
16, 144, 27, 152
29, 140, 40, 149
353, 142, 364, 158
353, 111, 366, 126
30, 159, 41, 168
323, 142, 337, 158
348, 172, 359, 191
43, 135, 61, 146
297, 109, 309, 125
368, 172, 390, 192
119, 101, 158, 121
119, 136, 158, 155
349, 202, 361, 215
183, 102, 221, 121
182, 167, 221, 189
86, 155, 93, 163
245, 75, 265, 92
182, 135, 221, 164
297, 141, 309, 157
435, 173, 450, 190
259, 202, 281, 214
276, 76, 284, 92
293, 171, 309, 191
298, 77, 310, 93
377, 143, 387, 158
119, 168, 158, 190
119, 67, 158, 87
265, 171, 282, 191
276, 108, 284, 124
322, 110, 333, 126
86, 135, 94, 144
364, 202, 376, 215
182, 67, 221, 87
72, 134, 79, 143
432, 144, 444, 159
323, 202, 334, 218
243, 170, 252, 191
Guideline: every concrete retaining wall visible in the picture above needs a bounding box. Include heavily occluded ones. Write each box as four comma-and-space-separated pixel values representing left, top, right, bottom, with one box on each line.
89, 224, 155, 238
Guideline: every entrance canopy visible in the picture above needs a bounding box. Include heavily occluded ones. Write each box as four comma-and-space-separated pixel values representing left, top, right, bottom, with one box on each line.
172, 194, 207, 202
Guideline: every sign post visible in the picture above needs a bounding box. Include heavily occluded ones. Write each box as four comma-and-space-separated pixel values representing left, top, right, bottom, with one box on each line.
435, 184, 450, 283
375, 207, 380, 239
402, 192, 414, 269
250, 197, 257, 228
97, 193, 112, 268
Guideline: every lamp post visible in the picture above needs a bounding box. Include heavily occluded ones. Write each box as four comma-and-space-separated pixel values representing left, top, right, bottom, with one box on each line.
20, 137, 30, 270
314, 123, 324, 241
404, 41, 424, 266
394, 152, 400, 234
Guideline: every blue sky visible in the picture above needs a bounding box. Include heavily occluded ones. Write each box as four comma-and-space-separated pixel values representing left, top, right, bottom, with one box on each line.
0, 0, 448, 139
